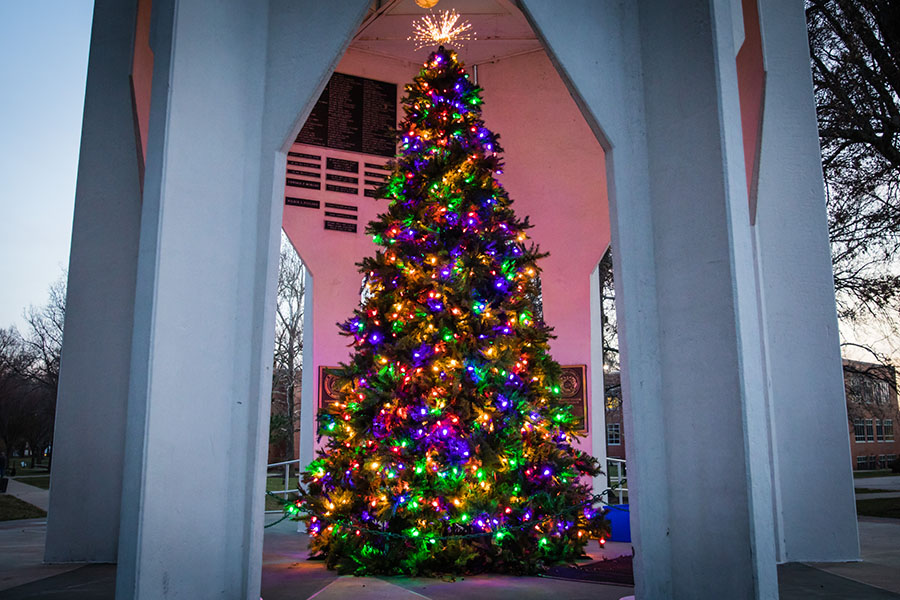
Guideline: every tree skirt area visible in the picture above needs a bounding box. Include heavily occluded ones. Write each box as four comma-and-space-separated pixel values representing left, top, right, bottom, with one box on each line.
543, 555, 634, 586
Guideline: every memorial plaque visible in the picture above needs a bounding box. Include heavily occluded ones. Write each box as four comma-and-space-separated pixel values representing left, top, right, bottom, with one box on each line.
365, 180, 383, 187
325, 211, 357, 220
364, 188, 380, 198
285, 197, 320, 209
558, 365, 588, 433
362, 78, 397, 156
365, 171, 388, 179
319, 366, 342, 410
324, 202, 357, 211
286, 178, 320, 190
365, 162, 390, 170
287, 169, 320, 178
326, 173, 359, 184
325, 220, 357, 233
326, 157, 359, 173
296, 72, 397, 157
326, 184, 357, 195
295, 161, 321, 169
288, 151, 321, 161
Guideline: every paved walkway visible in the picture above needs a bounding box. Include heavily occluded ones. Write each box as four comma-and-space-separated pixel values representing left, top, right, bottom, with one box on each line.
1, 482, 899, 599
4, 479, 50, 512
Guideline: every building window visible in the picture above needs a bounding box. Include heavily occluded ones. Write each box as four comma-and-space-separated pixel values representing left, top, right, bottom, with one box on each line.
607, 423, 621, 446
869, 455, 878, 469
866, 419, 875, 442
876, 419, 884, 442
854, 419, 866, 442
856, 456, 867, 470
878, 455, 887, 469
886, 454, 897, 466
886, 419, 894, 442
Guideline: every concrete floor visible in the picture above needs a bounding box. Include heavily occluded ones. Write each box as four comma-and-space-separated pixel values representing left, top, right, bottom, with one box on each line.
1, 481, 900, 599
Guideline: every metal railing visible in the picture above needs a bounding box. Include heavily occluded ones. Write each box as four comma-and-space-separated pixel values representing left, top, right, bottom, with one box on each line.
266, 458, 302, 514
606, 457, 628, 505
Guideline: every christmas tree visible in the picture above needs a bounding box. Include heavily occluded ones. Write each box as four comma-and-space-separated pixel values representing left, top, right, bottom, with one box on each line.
288, 46, 610, 575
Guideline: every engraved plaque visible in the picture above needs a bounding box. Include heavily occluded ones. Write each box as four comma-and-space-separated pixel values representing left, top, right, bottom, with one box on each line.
558, 365, 588, 433
326, 184, 357, 195
326, 157, 359, 173
287, 169, 320, 178
286, 178, 320, 190
285, 197, 320, 209
324, 202, 357, 211
326, 173, 359, 184
325, 211, 358, 220
297, 73, 397, 157
318, 366, 342, 410
325, 220, 357, 233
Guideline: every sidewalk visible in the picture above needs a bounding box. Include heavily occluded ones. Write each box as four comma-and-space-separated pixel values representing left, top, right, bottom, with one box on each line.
4, 479, 50, 513
0, 509, 898, 599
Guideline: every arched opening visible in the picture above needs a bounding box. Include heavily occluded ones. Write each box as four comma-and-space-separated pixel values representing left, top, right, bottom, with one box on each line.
263, 0, 620, 593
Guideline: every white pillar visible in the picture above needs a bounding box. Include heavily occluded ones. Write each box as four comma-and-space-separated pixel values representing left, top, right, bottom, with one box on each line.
754, 0, 859, 563
45, 0, 142, 564
522, 0, 779, 597
114, 1, 369, 598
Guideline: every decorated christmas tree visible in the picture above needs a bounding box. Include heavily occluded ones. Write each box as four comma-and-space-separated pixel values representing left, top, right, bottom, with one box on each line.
288, 46, 610, 575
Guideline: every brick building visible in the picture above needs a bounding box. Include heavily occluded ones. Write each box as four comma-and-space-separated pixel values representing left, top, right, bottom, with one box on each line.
605, 361, 900, 472
844, 360, 900, 471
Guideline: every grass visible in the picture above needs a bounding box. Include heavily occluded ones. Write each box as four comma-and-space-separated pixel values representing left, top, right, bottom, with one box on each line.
266, 476, 299, 511
15, 476, 51, 490
4, 458, 50, 478
0, 494, 46, 521
857, 497, 900, 519
853, 470, 898, 479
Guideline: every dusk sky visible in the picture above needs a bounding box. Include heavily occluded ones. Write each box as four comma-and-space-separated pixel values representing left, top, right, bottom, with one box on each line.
0, 1, 94, 331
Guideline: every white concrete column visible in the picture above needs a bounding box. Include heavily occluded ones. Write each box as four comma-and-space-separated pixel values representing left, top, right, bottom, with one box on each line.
45, 0, 142, 564
754, 0, 859, 563
522, 0, 779, 597
115, 1, 369, 598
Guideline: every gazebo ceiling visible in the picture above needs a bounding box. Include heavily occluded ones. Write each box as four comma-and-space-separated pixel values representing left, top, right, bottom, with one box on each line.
350, 0, 543, 66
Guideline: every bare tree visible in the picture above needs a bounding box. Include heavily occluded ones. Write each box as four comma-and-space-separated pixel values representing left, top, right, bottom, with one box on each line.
807, 0, 900, 322
271, 234, 306, 461
22, 273, 66, 395
597, 249, 619, 374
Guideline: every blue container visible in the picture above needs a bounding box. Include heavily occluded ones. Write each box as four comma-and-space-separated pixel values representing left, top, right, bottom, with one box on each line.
606, 504, 631, 543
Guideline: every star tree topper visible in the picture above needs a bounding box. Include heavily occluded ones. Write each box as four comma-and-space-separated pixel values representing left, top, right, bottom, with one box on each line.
408, 9, 476, 51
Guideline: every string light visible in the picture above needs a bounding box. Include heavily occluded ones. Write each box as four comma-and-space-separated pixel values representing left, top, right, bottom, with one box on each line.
283, 46, 610, 577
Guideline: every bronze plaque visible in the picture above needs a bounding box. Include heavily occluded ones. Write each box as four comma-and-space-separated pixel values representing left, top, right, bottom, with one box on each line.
318, 366, 342, 410
558, 365, 588, 433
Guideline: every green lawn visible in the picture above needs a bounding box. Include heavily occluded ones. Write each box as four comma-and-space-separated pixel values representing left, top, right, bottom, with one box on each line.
266, 476, 299, 511
15, 476, 51, 490
0, 495, 46, 521
4, 459, 50, 478
853, 470, 898, 479
857, 497, 900, 519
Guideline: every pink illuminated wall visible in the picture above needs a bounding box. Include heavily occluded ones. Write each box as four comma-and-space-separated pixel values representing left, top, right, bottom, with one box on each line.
736, 0, 765, 224
130, 0, 154, 181
282, 48, 609, 456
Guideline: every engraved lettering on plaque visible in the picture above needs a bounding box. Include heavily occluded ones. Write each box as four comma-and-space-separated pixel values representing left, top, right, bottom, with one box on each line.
324, 220, 357, 233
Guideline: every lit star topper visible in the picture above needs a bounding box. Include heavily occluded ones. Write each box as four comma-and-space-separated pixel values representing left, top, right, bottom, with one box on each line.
408, 9, 476, 51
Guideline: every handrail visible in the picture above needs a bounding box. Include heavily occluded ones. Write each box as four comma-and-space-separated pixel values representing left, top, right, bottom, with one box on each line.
266, 458, 303, 514
606, 457, 628, 504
